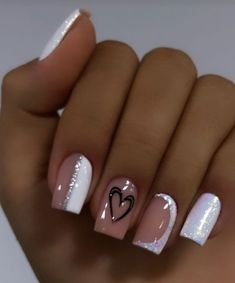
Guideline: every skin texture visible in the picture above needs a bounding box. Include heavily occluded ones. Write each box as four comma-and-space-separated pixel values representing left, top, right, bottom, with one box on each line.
1, 15, 235, 283
48, 41, 139, 199
91, 48, 197, 225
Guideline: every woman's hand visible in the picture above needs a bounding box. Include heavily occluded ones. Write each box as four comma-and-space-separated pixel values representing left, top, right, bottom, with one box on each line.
1, 9, 235, 283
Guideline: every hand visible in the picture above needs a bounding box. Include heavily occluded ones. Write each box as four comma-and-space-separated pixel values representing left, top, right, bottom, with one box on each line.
1, 9, 235, 283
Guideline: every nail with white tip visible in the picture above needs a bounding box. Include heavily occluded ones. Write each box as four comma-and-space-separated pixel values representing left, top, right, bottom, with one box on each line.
39, 9, 83, 60
133, 193, 177, 255
180, 193, 221, 246
52, 153, 92, 214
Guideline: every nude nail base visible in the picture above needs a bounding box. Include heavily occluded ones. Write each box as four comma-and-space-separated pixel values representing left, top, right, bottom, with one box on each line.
133, 193, 177, 255
52, 153, 92, 214
94, 178, 137, 240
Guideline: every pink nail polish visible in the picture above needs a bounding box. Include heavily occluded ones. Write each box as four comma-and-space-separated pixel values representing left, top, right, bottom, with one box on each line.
52, 153, 92, 214
133, 193, 177, 255
94, 178, 137, 240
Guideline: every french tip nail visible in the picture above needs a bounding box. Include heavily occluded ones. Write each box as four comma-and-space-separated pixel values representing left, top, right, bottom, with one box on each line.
132, 241, 162, 255
132, 193, 177, 255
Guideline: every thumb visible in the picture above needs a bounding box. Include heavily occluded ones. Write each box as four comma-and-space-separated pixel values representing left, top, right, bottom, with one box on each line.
2, 9, 96, 114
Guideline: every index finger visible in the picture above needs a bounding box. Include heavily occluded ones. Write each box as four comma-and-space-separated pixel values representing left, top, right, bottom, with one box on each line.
0, 9, 96, 208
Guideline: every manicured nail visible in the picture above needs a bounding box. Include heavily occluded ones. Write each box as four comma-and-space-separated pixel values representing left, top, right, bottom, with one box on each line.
180, 193, 221, 246
40, 9, 84, 60
133, 193, 177, 255
52, 153, 92, 214
94, 178, 137, 240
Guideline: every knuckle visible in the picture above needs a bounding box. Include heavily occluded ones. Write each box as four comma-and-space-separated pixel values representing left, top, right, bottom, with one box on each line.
197, 74, 235, 93
142, 47, 197, 76
2, 70, 17, 94
116, 126, 162, 160
196, 75, 235, 108
1, 68, 25, 105
1, 62, 35, 107
97, 40, 138, 63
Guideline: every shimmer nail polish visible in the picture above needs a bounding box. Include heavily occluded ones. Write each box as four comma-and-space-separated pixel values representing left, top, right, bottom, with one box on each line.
40, 9, 83, 60
133, 193, 177, 255
94, 178, 137, 240
180, 193, 221, 246
52, 153, 92, 214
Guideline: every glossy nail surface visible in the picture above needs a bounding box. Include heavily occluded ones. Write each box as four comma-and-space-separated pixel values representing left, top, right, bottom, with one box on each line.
94, 178, 137, 240
40, 9, 81, 60
180, 193, 221, 246
52, 153, 92, 214
133, 193, 177, 255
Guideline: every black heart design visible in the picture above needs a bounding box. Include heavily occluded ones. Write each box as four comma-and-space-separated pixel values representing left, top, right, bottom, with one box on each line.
109, 186, 135, 223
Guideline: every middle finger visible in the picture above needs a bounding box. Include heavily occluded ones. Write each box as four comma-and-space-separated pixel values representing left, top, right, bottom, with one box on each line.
93, 47, 197, 239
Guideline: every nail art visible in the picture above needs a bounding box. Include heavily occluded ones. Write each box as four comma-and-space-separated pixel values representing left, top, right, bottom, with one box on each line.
52, 153, 92, 214
94, 178, 137, 240
133, 193, 177, 255
180, 193, 221, 246
39, 9, 81, 60
109, 187, 135, 222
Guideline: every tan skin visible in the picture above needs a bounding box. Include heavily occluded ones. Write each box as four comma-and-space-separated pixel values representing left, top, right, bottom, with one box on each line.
1, 14, 235, 283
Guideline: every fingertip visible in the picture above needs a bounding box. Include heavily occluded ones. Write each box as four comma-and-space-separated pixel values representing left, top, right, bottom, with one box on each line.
4, 10, 96, 114
39, 10, 96, 62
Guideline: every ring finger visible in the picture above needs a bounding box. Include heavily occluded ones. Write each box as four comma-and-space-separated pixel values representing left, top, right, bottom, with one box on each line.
133, 74, 235, 254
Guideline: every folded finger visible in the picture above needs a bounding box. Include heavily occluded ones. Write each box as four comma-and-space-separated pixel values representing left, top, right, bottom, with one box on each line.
0, 9, 96, 204
133, 75, 235, 254
93, 47, 197, 239
49, 41, 138, 214
181, 122, 235, 244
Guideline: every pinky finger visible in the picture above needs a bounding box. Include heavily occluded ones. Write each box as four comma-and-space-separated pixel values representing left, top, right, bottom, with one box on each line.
180, 125, 235, 246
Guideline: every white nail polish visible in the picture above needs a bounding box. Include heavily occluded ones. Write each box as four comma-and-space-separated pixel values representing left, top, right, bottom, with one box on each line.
180, 193, 221, 246
52, 154, 92, 214
64, 156, 92, 214
39, 9, 81, 61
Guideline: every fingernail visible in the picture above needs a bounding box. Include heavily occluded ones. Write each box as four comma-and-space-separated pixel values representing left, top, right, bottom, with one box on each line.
52, 153, 92, 214
40, 9, 86, 60
133, 193, 177, 255
94, 178, 137, 240
180, 193, 221, 246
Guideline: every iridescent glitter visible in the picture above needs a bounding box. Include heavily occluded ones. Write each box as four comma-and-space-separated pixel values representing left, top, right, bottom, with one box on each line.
52, 153, 92, 214
133, 193, 177, 255
180, 193, 221, 246
63, 156, 83, 210
40, 9, 81, 60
